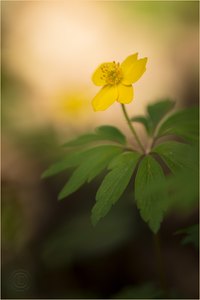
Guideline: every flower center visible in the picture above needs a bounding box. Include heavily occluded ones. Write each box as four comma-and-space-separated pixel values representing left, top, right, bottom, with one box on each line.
101, 61, 123, 85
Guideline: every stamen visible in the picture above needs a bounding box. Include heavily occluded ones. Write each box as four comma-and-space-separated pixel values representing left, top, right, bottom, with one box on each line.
101, 62, 123, 85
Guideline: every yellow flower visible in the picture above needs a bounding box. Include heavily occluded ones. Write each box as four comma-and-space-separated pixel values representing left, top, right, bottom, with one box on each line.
92, 53, 147, 111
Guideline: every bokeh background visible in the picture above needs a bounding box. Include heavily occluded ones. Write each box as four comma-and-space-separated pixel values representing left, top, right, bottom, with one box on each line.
1, 1, 199, 299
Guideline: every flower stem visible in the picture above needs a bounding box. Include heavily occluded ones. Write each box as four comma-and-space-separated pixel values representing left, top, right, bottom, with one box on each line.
121, 104, 145, 153
153, 232, 168, 295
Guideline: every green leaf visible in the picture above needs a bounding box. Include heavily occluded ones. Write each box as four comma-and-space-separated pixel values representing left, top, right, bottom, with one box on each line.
148, 143, 198, 211
167, 168, 198, 211
58, 145, 123, 200
95, 125, 126, 145
176, 224, 199, 249
153, 141, 194, 173
147, 99, 175, 129
157, 107, 199, 142
130, 116, 152, 134
62, 133, 103, 147
41, 149, 92, 178
91, 151, 140, 226
63, 125, 126, 147
131, 100, 175, 136
135, 155, 168, 233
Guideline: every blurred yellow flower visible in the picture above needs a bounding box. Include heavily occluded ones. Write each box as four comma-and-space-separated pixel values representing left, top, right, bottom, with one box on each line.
53, 92, 91, 123
60, 96, 88, 116
92, 53, 147, 111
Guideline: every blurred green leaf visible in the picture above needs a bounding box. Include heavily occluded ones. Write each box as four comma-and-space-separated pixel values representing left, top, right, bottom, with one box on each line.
147, 99, 175, 129
135, 155, 167, 233
168, 170, 198, 210
131, 99, 175, 136
143, 144, 198, 211
153, 141, 194, 173
95, 125, 126, 145
157, 107, 199, 142
92, 151, 140, 225
131, 115, 152, 134
113, 282, 163, 299
62, 133, 102, 147
176, 224, 199, 249
58, 145, 122, 200
171, 169, 198, 209
41, 209, 134, 268
153, 142, 198, 209
63, 125, 126, 147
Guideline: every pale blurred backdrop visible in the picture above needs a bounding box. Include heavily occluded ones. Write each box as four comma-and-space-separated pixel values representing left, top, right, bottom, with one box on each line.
2, 1, 199, 299
2, 1, 198, 134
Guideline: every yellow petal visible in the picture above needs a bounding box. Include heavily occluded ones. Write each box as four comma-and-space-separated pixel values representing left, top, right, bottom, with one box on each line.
122, 57, 148, 85
92, 85, 117, 111
92, 62, 114, 86
121, 53, 138, 70
117, 84, 134, 104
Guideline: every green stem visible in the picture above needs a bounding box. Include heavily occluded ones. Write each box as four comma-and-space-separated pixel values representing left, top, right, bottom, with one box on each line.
121, 104, 145, 153
153, 232, 168, 295
148, 134, 157, 152
149, 124, 161, 151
